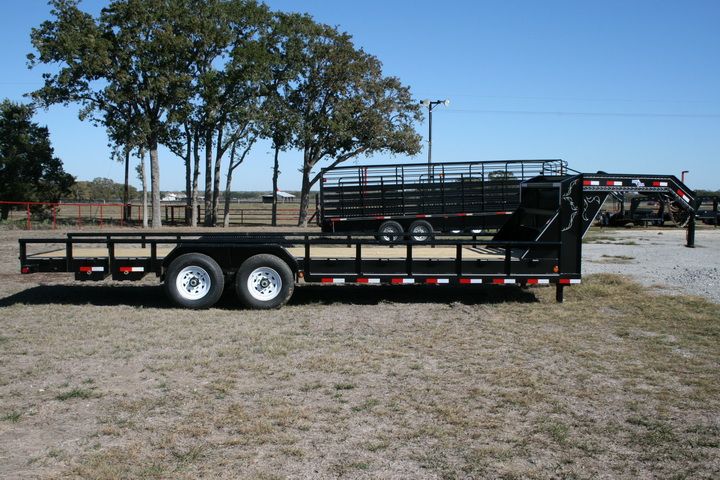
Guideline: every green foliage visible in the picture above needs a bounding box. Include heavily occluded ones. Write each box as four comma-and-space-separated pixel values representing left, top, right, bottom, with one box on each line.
0, 100, 75, 216
27, 1, 423, 228
70, 177, 138, 202
287, 23, 423, 224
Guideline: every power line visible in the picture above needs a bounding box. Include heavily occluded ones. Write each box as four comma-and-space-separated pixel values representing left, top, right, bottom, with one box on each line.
414, 93, 717, 105
442, 108, 720, 118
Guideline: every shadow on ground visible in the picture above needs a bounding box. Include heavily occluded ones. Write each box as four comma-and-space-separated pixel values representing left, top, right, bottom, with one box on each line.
0, 283, 538, 309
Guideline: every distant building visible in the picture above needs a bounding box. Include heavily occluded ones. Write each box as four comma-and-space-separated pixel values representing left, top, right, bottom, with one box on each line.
161, 193, 187, 202
261, 191, 296, 203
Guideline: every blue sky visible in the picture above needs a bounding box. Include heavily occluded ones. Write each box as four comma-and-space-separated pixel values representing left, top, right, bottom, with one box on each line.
2, 0, 719, 191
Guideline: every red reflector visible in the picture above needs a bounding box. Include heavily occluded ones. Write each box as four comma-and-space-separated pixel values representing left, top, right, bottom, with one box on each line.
492, 278, 505, 284
559, 279, 571, 284
320, 278, 333, 283
356, 278, 369, 283
119, 267, 132, 273
425, 278, 438, 284
527, 278, 538, 284
21, 266, 30, 274
79, 266, 92, 273
459, 278, 471, 284
391, 278, 403, 284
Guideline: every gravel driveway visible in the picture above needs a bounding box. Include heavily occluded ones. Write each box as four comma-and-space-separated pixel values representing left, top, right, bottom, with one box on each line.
583, 227, 720, 303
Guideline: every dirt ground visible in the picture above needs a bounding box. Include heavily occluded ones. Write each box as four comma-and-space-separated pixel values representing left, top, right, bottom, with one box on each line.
0, 227, 718, 479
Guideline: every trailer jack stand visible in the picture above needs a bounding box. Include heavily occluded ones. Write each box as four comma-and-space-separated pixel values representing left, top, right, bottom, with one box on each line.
686, 215, 696, 248
556, 284, 564, 303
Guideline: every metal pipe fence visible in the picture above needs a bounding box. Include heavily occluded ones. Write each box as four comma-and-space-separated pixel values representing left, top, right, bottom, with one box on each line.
161, 204, 317, 226
0, 201, 317, 229
0, 201, 126, 229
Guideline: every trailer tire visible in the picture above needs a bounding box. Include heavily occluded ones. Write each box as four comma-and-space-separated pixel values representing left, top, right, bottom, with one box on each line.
235, 254, 294, 309
165, 253, 225, 309
377, 221, 404, 243
408, 220, 434, 242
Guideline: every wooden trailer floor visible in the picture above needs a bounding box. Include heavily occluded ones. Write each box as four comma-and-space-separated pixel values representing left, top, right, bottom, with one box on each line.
27, 245, 505, 261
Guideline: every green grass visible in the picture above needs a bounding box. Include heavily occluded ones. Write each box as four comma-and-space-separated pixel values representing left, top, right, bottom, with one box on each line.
2, 411, 21, 422
55, 388, 98, 401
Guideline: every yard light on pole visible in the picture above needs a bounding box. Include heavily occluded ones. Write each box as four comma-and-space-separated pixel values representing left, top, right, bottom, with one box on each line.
420, 99, 449, 166
681, 170, 689, 183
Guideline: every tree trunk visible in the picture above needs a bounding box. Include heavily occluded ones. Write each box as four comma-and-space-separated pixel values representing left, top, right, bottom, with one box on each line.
191, 132, 201, 228
148, 139, 162, 228
203, 130, 213, 226
222, 177, 233, 228
271, 145, 280, 227
123, 148, 130, 221
212, 128, 224, 227
1, 205, 9, 221
139, 149, 148, 229
222, 145, 236, 228
298, 152, 312, 227
184, 126, 192, 225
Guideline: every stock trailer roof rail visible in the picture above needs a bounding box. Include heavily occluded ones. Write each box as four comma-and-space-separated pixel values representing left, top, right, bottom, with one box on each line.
18, 171, 697, 310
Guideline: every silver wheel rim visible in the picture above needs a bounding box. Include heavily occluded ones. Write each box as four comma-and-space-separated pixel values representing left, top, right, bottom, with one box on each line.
381, 225, 400, 242
411, 225, 430, 242
176, 266, 211, 300
247, 267, 282, 301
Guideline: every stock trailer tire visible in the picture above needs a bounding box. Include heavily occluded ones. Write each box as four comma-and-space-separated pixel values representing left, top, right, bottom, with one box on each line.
408, 219, 434, 242
235, 254, 294, 309
164, 253, 225, 309
377, 220, 404, 243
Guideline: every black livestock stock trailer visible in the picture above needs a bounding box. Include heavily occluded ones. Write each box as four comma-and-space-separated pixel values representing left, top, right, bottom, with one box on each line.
317, 159, 697, 242
318, 159, 568, 240
19, 165, 697, 310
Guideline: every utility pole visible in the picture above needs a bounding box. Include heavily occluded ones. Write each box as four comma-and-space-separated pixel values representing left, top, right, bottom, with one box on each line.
420, 99, 449, 166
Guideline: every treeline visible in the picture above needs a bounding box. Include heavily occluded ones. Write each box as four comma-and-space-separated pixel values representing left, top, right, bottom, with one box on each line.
69, 178, 138, 202
0, 100, 74, 220
28, 0, 422, 228
67, 178, 296, 203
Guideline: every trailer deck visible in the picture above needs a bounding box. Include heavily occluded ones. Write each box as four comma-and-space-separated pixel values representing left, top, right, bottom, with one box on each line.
25, 244, 504, 261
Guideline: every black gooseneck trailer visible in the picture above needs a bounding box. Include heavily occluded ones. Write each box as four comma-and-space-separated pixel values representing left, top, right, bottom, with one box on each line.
18, 166, 697, 310
317, 159, 697, 243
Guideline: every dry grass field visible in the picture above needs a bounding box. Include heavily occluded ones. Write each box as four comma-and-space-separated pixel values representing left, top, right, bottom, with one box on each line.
0, 228, 719, 479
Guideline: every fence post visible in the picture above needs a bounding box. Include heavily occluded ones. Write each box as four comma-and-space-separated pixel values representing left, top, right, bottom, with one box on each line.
52, 205, 57, 230
100, 204, 104, 228
26, 203, 31, 230
77, 204, 82, 228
